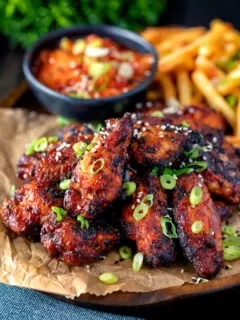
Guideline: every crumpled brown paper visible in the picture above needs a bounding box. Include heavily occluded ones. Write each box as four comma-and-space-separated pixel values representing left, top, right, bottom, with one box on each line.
1, 108, 240, 299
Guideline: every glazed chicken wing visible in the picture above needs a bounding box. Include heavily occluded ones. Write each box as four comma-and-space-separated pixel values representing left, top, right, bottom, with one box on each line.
121, 175, 176, 267
173, 173, 223, 278
17, 123, 94, 182
0, 181, 64, 240
130, 121, 201, 168
41, 216, 120, 266
65, 114, 133, 219
202, 141, 240, 203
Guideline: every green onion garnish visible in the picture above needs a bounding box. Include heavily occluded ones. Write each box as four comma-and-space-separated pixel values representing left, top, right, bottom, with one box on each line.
57, 116, 75, 127
191, 220, 203, 234
26, 139, 38, 156
226, 95, 237, 108
189, 186, 202, 206
160, 174, 176, 190
119, 246, 132, 259
122, 182, 136, 197
132, 252, 144, 272
90, 158, 105, 174
150, 166, 159, 176
52, 206, 67, 222
141, 194, 154, 207
10, 184, 16, 196
48, 136, 58, 143
186, 161, 208, 172
133, 203, 149, 221
224, 246, 240, 261
182, 121, 190, 128
184, 146, 202, 159
98, 272, 118, 285
89, 62, 112, 80
73, 141, 88, 157
77, 215, 89, 229
160, 215, 178, 238
59, 179, 71, 190
34, 137, 48, 152
222, 225, 236, 237
150, 111, 163, 117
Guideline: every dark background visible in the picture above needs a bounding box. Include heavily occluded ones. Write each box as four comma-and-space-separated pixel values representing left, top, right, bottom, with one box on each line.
0, 0, 239, 317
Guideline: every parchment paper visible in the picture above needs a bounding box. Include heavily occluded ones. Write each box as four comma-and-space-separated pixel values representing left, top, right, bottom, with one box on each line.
0, 108, 240, 299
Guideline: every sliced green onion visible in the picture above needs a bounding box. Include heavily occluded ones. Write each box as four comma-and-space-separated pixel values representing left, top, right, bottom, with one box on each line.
59, 179, 71, 190
184, 146, 202, 159
150, 166, 159, 176
59, 37, 70, 51
48, 136, 58, 143
161, 215, 178, 238
189, 186, 202, 205
73, 141, 88, 157
226, 95, 237, 108
10, 184, 16, 195
141, 194, 154, 207
132, 252, 144, 272
98, 272, 118, 285
52, 206, 67, 222
223, 235, 240, 247
119, 246, 132, 259
26, 139, 38, 156
182, 121, 190, 128
89, 62, 112, 80
163, 167, 173, 175
150, 111, 163, 117
122, 182, 136, 196
90, 158, 105, 174
224, 246, 240, 261
186, 161, 208, 172
222, 225, 236, 237
34, 137, 48, 152
160, 174, 176, 190
77, 215, 89, 229
133, 203, 149, 221
68, 92, 90, 99
174, 167, 192, 176
72, 39, 86, 55
191, 220, 203, 234
57, 116, 75, 127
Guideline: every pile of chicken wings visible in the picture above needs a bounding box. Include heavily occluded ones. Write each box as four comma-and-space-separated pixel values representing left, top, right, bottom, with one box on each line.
1, 104, 240, 279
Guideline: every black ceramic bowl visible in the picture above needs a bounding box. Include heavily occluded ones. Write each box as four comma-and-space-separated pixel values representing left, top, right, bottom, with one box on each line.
23, 24, 158, 121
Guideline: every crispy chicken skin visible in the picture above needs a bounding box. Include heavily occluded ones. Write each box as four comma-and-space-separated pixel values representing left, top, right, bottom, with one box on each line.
173, 173, 223, 278
202, 141, 240, 203
135, 105, 226, 132
130, 121, 201, 168
64, 114, 133, 219
41, 217, 120, 266
121, 176, 176, 267
17, 123, 94, 183
0, 181, 64, 240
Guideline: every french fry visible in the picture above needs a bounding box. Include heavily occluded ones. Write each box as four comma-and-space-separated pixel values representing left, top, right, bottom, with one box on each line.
234, 90, 240, 136
192, 70, 235, 126
225, 135, 240, 147
159, 33, 211, 72
176, 70, 192, 105
141, 27, 184, 45
191, 85, 204, 105
217, 66, 240, 95
156, 72, 176, 102
195, 56, 225, 79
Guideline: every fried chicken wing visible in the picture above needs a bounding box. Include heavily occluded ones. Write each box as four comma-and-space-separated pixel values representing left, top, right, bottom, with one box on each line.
0, 182, 64, 240
173, 173, 223, 278
64, 114, 133, 219
130, 121, 201, 168
41, 216, 120, 266
121, 176, 176, 267
202, 141, 240, 203
17, 152, 43, 181
57, 123, 94, 141
135, 105, 226, 132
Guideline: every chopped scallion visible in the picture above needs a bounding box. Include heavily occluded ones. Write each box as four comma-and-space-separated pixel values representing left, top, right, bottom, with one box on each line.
90, 158, 105, 174
133, 203, 149, 221
132, 252, 144, 272
119, 246, 132, 259
189, 186, 202, 206
191, 220, 203, 234
222, 225, 236, 237
160, 174, 176, 190
59, 179, 71, 190
77, 215, 89, 229
150, 111, 163, 117
73, 141, 88, 157
161, 215, 178, 238
98, 272, 118, 285
122, 181, 136, 196
52, 206, 67, 222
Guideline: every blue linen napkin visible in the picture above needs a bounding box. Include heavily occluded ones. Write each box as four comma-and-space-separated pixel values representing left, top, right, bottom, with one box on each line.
0, 283, 141, 320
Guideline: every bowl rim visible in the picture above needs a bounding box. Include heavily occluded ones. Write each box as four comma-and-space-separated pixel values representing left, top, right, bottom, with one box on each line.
23, 24, 158, 105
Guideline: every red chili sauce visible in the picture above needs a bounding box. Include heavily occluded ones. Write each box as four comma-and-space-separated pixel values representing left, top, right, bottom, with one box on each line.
34, 34, 154, 99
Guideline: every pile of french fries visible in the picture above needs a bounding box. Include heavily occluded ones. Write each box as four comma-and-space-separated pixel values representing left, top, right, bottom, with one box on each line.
142, 20, 240, 146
